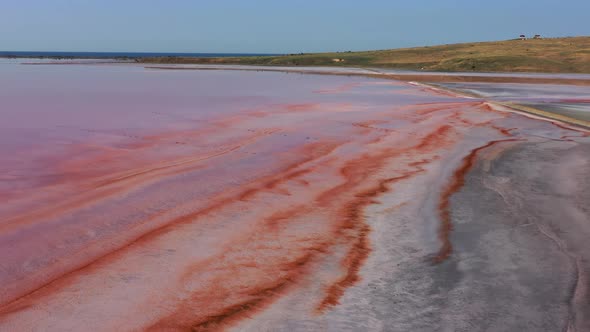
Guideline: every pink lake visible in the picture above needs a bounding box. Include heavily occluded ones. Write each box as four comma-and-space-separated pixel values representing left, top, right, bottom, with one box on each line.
1, 59, 589, 331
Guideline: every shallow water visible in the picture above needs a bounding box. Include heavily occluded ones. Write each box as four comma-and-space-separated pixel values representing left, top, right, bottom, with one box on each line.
435, 81, 590, 123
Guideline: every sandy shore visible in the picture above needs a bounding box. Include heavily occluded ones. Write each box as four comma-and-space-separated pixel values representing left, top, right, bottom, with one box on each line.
141, 64, 590, 86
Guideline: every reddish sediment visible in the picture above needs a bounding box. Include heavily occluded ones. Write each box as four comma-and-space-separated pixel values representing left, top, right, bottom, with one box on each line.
137, 122, 461, 330
433, 138, 521, 264
315, 123, 460, 311
0, 68, 549, 331
316, 170, 424, 312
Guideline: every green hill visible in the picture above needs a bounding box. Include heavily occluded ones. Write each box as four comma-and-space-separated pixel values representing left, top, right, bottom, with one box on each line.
140, 37, 590, 73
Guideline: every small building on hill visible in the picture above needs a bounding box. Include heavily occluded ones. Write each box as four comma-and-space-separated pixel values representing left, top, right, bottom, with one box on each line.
519, 35, 526, 40
533, 34, 542, 39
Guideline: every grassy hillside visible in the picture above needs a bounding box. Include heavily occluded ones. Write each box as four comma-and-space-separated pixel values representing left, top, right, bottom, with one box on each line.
140, 37, 590, 73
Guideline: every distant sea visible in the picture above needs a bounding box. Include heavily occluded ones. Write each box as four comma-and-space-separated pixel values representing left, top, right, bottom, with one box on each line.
0, 51, 281, 59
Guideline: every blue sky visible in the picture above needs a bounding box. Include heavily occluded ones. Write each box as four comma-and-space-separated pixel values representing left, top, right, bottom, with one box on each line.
1, 0, 589, 53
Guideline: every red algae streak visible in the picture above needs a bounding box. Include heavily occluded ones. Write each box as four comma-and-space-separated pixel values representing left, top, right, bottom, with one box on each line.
0, 61, 558, 331
433, 138, 521, 264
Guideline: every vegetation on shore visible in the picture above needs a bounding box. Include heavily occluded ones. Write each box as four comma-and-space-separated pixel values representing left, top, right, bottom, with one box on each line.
139, 37, 590, 73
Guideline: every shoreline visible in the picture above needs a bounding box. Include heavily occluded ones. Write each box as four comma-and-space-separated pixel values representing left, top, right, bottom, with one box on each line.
13, 57, 590, 130
142, 64, 590, 130
9, 56, 590, 82
412, 82, 590, 131
4, 36, 589, 73
8, 56, 590, 130
144, 65, 590, 86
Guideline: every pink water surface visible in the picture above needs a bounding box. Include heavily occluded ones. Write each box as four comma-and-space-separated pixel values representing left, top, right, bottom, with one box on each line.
1, 60, 583, 331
